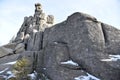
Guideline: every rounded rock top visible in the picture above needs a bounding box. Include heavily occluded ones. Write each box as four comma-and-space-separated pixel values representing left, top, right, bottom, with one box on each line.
35, 3, 42, 7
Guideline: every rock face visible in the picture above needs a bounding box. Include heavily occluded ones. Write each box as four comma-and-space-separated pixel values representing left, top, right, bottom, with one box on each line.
0, 3, 120, 80
42, 12, 120, 80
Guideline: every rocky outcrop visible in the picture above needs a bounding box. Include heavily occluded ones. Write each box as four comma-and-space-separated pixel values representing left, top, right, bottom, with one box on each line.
27, 32, 43, 51
0, 3, 120, 80
42, 12, 120, 80
14, 3, 54, 44
0, 47, 13, 58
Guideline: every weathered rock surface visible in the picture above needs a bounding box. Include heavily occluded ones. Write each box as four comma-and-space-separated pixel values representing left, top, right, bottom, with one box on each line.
15, 43, 25, 53
0, 47, 13, 58
27, 32, 43, 51
42, 43, 86, 80
42, 12, 120, 80
3, 43, 17, 49
0, 3, 120, 80
101, 23, 120, 55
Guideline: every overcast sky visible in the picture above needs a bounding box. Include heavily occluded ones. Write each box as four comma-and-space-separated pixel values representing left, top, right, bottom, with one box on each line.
0, 0, 120, 46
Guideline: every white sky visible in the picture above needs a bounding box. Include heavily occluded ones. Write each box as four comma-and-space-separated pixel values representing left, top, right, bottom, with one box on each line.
0, 0, 120, 46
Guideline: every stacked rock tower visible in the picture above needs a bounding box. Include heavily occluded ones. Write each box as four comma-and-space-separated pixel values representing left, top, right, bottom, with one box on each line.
14, 3, 54, 43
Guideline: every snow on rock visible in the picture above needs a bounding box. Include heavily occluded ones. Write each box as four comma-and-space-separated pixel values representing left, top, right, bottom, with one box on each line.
101, 55, 120, 62
54, 41, 58, 44
33, 29, 38, 33
28, 71, 37, 80
74, 75, 89, 80
61, 60, 79, 66
6, 71, 15, 79
0, 70, 16, 80
0, 75, 7, 78
24, 34, 30, 39
74, 73, 100, 80
43, 68, 46, 70
0, 68, 9, 74
2, 61, 17, 65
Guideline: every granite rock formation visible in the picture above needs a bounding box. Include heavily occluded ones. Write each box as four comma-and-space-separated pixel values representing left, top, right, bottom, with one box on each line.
0, 3, 120, 80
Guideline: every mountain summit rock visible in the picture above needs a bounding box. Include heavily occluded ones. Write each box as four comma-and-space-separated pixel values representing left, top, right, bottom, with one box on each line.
0, 3, 120, 80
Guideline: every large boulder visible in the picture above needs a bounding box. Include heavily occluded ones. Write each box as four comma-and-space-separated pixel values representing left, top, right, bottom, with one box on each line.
1, 3, 120, 80
43, 12, 120, 80
42, 42, 86, 80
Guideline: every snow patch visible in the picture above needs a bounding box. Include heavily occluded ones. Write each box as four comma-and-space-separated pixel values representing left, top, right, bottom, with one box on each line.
24, 34, 30, 39
101, 55, 120, 62
54, 41, 58, 44
0, 68, 9, 74
43, 68, 46, 70
6, 71, 15, 79
74, 75, 89, 80
61, 60, 79, 66
33, 29, 38, 33
28, 71, 37, 80
74, 73, 100, 80
7, 71, 12, 74
3, 61, 17, 65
